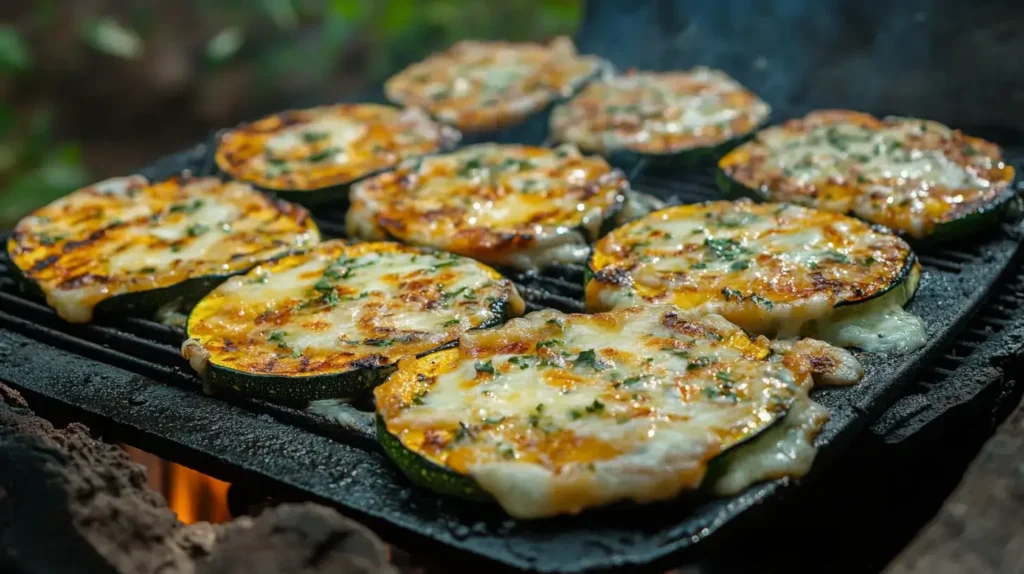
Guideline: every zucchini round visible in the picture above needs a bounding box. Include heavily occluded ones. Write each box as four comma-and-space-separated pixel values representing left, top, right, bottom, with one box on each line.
346, 143, 645, 271
374, 304, 862, 519
716, 110, 1017, 241
214, 103, 460, 206
384, 36, 607, 134
586, 200, 926, 353
181, 240, 525, 404
550, 68, 770, 167
6, 175, 319, 323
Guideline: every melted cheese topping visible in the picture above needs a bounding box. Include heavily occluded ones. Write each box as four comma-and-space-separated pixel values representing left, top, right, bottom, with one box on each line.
376, 305, 862, 519
346, 143, 638, 270
719, 110, 1016, 238
384, 36, 606, 133
215, 104, 459, 192
7, 176, 319, 323
551, 68, 770, 155
183, 240, 524, 380
587, 201, 926, 352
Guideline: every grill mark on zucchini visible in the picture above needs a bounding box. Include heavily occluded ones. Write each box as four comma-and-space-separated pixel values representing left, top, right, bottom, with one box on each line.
586, 200, 921, 342
374, 305, 861, 519
551, 68, 769, 161
215, 103, 459, 205
346, 143, 638, 271
717, 110, 1016, 240
182, 240, 525, 404
7, 175, 319, 323
384, 37, 606, 133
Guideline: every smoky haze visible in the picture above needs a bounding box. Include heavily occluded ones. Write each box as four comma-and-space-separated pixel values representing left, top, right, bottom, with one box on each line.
577, 0, 1024, 131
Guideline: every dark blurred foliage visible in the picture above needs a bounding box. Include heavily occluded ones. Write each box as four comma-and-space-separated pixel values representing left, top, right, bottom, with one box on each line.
0, 0, 582, 227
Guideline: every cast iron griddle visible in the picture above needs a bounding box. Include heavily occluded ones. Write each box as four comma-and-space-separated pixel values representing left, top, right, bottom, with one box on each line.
0, 131, 1021, 572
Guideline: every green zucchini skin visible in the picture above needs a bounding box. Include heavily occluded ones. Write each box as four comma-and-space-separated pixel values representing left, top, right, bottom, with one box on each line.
190, 296, 518, 405
6, 250, 241, 322
605, 129, 762, 174
715, 167, 1019, 244
375, 414, 490, 501
375, 399, 792, 504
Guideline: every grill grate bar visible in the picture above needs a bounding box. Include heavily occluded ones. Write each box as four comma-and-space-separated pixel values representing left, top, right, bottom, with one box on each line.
916, 255, 965, 273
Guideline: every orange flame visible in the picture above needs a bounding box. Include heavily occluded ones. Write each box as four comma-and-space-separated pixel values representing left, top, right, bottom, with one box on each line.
123, 445, 231, 524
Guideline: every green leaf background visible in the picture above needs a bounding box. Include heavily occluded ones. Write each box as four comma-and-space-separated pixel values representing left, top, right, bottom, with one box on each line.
0, 0, 582, 228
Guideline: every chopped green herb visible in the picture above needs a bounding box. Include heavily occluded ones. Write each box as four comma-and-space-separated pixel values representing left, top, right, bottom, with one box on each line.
323, 289, 341, 307
431, 261, 458, 270
453, 421, 475, 442
483, 416, 505, 425
37, 232, 65, 246
364, 338, 395, 347
729, 260, 750, 271
170, 244, 182, 253
441, 318, 461, 327
507, 355, 537, 370
705, 237, 750, 261
497, 442, 516, 459
585, 399, 605, 414
722, 287, 744, 301
691, 262, 708, 270
268, 331, 286, 345
308, 147, 340, 162
703, 385, 739, 402
475, 360, 495, 375
138, 267, 157, 274
750, 294, 774, 309
662, 348, 690, 360
621, 376, 644, 387
411, 391, 428, 406
861, 256, 877, 266
458, 158, 483, 176
536, 339, 564, 349
714, 212, 759, 228
169, 200, 203, 214
687, 356, 716, 370
574, 349, 607, 371
568, 410, 582, 420
302, 131, 329, 143
186, 223, 210, 237
823, 250, 850, 263
314, 279, 334, 292
716, 371, 734, 382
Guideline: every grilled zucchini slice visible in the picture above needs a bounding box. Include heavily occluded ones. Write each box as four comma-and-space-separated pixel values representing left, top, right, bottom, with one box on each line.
7, 175, 319, 323
182, 240, 525, 404
586, 200, 926, 354
346, 143, 644, 271
550, 68, 770, 166
374, 304, 862, 519
717, 110, 1017, 240
214, 103, 459, 205
384, 36, 606, 133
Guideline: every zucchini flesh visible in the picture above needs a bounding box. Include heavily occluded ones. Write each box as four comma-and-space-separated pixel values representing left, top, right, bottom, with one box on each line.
384, 36, 606, 134
6, 175, 319, 323
374, 305, 861, 519
716, 110, 1017, 240
182, 240, 525, 404
550, 68, 770, 165
586, 200, 924, 351
214, 103, 459, 205
346, 143, 641, 271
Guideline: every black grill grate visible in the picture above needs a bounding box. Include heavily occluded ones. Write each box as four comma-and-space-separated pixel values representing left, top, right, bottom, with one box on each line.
2, 136, 1023, 572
